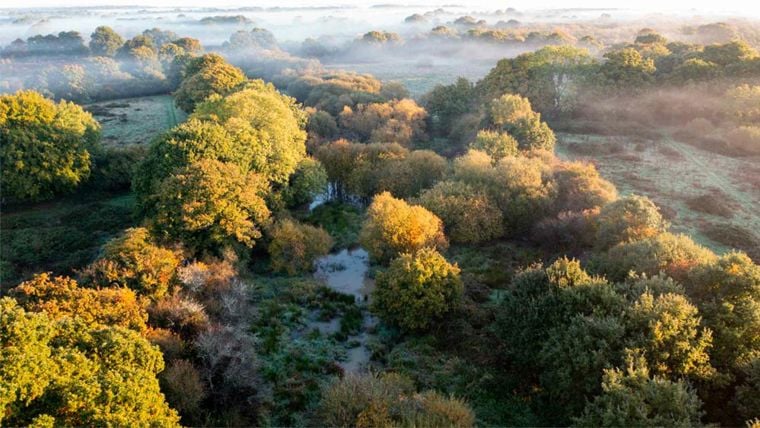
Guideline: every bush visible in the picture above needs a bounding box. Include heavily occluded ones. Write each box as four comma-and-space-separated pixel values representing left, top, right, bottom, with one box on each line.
418, 180, 504, 244
160, 359, 206, 422
531, 208, 600, 250
151, 160, 271, 253
725, 126, 760, 155
268, 219, 333, 275
595, 195, 668, 249
373, 248, 462, 331
79, 227, 180, 300
148, 293, 210, 338
469, 129, 518, 160
593, 232, 717, 282
0, 90, 100, 201
319, 373, 474, 428
12, 272, 148, 333
360, 192, 448, 263
574, 353, 703, 427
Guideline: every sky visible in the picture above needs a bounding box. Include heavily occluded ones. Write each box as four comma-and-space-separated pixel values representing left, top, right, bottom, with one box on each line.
0, 0, 755, 16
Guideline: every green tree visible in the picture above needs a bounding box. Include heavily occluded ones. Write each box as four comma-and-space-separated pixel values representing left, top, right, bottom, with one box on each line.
599, 48, 656, 86
191, 80, 307, 184
134, 119, 242, 212
373, 248, 462, 331
151, 159, 271, 253
625, 291, 715, 380
573, 353, 703, 427
88, 26, 124, 57
418, 180, 504, 244
0, 90, 100, 201
359, 191, 448, 263
0, 297, 180, 426
11, 273, 148, 333
469, 129, 518, 160
268, 219, 333, 275
421, 77, 474, 137
283, 157, 328, 208
79, 227, 181, 300
595, 195, 668, 249
174, 55, 246, 113
489, 93, 556, 151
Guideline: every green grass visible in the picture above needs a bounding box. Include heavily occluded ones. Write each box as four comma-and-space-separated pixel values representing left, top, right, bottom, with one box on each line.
0, 191, 137, 289
302, 202, 364, 250
86, 95, 186, 147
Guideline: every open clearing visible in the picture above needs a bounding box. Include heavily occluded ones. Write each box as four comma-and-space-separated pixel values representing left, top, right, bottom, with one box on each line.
557, 132, 760, 260
85, 95, 185, 147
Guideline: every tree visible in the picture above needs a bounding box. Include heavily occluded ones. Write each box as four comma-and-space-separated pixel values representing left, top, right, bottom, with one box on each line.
283, 157, 328, 207
489, 93, 556, 151
89, 26, 123, 57
151, 159, 271, 253
134, 119, 242, 212
418, 180, 504, 244
359, 192, 448, 263
552, 161, 617, 213
320, 373, 475, 428
599, 48, 656, 86
268, 219, 333, 275
373, 248, 462, 331
593, 232, 716, 282
0, 297, 180, 427
625, 291, 714, 380
377, 149, 448, 199
174, 55, 246, 113
338, 98, 427, 147
595, 195, 668, 249
491, 155, 556, 235
685, 252, 760, 374
79, 227, 181, 300
573, 353, 703, 427
191, 80, 307, 184
469, 129, 518, 160
421, 77, 474, 137
11, 273, 148, 333
0, 90, 100, 201
477, 45, 593, 116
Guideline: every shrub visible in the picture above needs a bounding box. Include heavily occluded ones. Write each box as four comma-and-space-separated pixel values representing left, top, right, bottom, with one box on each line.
320, 373, 474, 428
552, 161, 617, 213
268, 219, 333, 275
595, 195, 668, 249
0, 90, 100, 201
531, 208, 600, 250
418, 180, 504, 244
593, 232, 717, 282
469, 129, 518, 160
574, 353, 703, 427
79, 227, 181, 300
12, 272, 148, 333
151, 160, 271, 253
373, 248, 462, 331
160, 359, 206, 422
148, 293, 210, 338
360, 192, 448, 263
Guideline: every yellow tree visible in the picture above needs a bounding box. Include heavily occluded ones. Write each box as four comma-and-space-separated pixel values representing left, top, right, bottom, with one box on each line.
359, 191, 447, 262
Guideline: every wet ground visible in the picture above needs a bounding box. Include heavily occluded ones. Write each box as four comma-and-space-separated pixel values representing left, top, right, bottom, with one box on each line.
312, 247, 377, 373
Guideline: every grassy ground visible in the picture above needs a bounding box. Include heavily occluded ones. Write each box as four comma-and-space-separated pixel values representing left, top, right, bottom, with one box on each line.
86, 95, 185, 147
556, 132, 760, 260
0, 191, 136, 290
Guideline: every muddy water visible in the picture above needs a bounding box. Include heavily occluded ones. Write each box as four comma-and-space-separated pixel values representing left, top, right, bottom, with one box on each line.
313, 247, 376, 373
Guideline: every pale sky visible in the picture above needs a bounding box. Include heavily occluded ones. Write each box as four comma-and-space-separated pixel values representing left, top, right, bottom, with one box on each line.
0, 0, 754, 16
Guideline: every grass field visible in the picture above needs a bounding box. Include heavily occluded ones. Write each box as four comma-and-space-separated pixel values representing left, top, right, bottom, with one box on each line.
86, 95, 185, 147
556, 132, 760, 260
